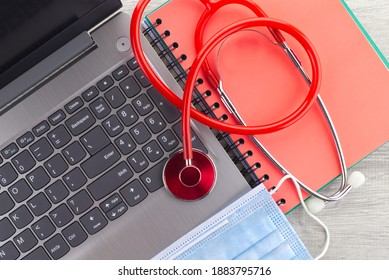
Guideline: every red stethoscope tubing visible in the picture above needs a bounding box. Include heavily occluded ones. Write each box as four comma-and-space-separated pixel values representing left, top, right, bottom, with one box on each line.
183, 18, 321, 161
130, 0, 321, 162
195, 0, 286, 88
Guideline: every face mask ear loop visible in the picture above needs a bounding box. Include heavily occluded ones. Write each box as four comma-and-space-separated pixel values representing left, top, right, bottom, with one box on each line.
272, 175, 330, 260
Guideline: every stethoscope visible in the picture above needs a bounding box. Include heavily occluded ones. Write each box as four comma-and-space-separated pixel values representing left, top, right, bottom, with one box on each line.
130, 0, 361, 204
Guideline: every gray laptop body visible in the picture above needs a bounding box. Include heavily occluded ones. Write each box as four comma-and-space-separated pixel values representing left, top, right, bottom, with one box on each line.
0, 0, 251, 259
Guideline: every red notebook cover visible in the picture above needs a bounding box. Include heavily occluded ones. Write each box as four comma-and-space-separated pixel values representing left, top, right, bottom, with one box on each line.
146, 0, 389, 213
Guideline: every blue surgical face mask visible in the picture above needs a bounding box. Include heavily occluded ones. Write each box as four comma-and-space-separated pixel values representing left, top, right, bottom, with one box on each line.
153, 184, 312, 260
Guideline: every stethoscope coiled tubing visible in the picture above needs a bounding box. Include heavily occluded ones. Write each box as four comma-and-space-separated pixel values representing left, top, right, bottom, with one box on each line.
130, 0, 353, 202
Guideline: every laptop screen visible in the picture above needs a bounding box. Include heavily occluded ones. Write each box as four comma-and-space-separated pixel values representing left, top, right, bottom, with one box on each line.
0, 0, 122, 90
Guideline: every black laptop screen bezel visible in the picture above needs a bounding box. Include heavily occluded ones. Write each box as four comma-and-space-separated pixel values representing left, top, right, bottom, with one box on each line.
0, 0, 123, 90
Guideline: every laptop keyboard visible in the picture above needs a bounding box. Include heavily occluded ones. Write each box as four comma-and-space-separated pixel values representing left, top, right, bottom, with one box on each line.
0, 57, 207, 260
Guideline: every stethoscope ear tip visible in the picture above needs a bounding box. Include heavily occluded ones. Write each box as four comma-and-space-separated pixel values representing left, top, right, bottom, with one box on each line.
348, 171, 366, 189
305, 171, 365, 214
306, 197, 326, 214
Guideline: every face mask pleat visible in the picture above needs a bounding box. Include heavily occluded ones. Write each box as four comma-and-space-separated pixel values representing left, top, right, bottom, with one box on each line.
234, 231, 294, 260
259, 242, 296, 260
184, 207, 277, 260
153, 185, 312, 260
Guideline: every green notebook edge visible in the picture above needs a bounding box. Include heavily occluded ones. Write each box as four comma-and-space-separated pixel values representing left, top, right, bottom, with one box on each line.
286, 0, 389, 214
341, 0, 389, 68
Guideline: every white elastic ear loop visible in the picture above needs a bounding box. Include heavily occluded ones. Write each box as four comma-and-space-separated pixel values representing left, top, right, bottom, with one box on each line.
271, 175, 330, 260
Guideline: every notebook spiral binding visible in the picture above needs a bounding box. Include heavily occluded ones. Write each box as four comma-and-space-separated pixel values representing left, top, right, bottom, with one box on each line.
143, 18, 271, 190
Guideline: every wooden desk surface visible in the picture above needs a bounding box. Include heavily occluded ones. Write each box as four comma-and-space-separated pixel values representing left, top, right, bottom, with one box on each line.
122, 0, 389, 259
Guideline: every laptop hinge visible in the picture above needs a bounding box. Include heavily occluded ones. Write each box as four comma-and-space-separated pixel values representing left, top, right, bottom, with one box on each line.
0, 31, 96, 114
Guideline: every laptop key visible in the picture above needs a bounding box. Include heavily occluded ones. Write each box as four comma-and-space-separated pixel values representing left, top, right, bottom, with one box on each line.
9, 179, 33, 203
62, 222, 88, 248
48, 125, 72, 149
87, 161, 134, 201
140, 158, 168, 192
16, 131, 34, 148
82, 86, 99, 102
1, 142, 19, 159
81, 126, 110, 156
65, 97, 84, 114
127, 57, 139, 70
44, 234, 70, 260
27, 192, 51, 216
80, 208, 108, 235
65, 107, 96, 136
22, 246, 50, 260
143, 140, 164, 162
27, 166, 51, 190
62, 141, 87, 165
145, 111, 166, 134
148, 87, 181, 123
0, 218, 16, 242
134, 69, 151, 87
67, 190, 94, 215
102, 115, 124, 137
32, 121, 50, 137
157, 129, 179, 152
132, 94, 154, 116
127, 151, 149, 173
120, 180, 148, 207
106, 203, 128, 221
114, 133, 136, 155
90, 97, 111, 120
97, 76, 114, 91
0, 163, 18, 187
130, 123, 151, 145
119, 76, 141, 98
13, 229, 38, 253
45, 180, 70, 204
112, 65, 129, 81
100, 193, 123, 213
12, 150, 36, 174
30, 137, 54, 161
81, 144, 121, 179
49, 109, 66, 126
0, 192, 15, 215
9, 205, 34, 229
0, 242, 20, 260
49, 204, 73, 228
44, 154, 68, 178
63, 168, 87, 191
32, 216, 56, 240
105, 87, 126, 109
117, 104, 139, 127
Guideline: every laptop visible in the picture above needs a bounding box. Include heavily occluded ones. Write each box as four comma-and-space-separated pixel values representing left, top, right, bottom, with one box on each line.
0, 0, 251, 259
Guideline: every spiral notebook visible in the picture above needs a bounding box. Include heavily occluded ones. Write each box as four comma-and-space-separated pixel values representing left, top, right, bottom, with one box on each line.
142, 0, 389, 213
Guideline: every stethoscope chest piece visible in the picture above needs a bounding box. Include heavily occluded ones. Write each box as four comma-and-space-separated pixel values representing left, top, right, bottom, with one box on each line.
163, 149, 216, 201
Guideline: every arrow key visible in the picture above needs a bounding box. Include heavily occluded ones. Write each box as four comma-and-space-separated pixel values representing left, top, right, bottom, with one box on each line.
100, 193, 123, 213
120, 180, 148, 207
106, 203, 128, 221
80, 208, 107, 235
